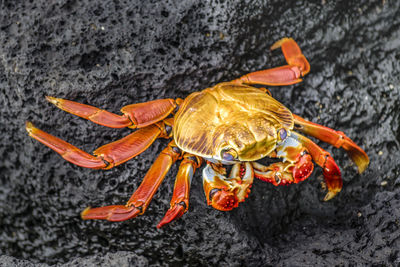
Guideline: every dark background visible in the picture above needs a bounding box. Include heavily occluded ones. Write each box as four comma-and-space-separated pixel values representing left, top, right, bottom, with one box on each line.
1, 0, 400, 266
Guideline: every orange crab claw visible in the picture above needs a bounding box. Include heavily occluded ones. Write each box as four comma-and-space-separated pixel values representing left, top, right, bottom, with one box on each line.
252, 162, 292, 185
293, 153, 314, 183
209, 188, 239, 211
81, 205, 141, 222
254, 135, 314, 186
202, 162, 253, 211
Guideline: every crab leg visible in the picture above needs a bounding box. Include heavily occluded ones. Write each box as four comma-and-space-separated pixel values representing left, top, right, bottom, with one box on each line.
26, 121, 168, 169
293, 114, 369, 173
202, 162, 254, 211
81, 141, 182, 222
46, 96, 176, 128
291, 132, 342, 201
233, 37, 310, 86
157, 154, 203, 228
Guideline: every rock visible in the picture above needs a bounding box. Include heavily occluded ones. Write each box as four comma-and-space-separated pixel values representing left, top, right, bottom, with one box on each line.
1, 0, 399, 265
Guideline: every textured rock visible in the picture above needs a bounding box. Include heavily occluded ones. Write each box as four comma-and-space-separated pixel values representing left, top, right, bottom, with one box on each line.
0, 0, 399, 266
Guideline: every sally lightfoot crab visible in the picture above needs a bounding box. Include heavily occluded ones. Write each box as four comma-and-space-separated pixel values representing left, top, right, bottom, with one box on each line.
26, 38, 369, 228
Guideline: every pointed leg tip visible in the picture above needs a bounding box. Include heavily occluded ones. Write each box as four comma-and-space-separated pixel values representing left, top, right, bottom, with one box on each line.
270, 37, 292, 50
357, 156, 370, 174
346, 146, 370, 174
45, 96, 60, 106
25, 121, 33, 129
157, 204, 186, 228
323, 191, 338, 201
156, 222, 166, 229
80, 206, 92, 219
357, 162, 369, 174
25, 121, 36, 135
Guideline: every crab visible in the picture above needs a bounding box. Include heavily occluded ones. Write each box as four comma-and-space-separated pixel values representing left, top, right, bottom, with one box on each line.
26, 38, 369, 228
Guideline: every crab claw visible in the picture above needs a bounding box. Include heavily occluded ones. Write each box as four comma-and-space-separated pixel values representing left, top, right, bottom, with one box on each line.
252, 162, 295, 185
208, 188, 239, 211
81, 205, 141, 222
157, 202, 186, 228
293, 153, 314, 183
322, 156, 342, 201
202, 162, 254, 211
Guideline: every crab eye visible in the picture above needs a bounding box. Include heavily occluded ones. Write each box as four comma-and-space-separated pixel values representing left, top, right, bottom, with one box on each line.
278, 128, 287, 141
221, 148, 238, 161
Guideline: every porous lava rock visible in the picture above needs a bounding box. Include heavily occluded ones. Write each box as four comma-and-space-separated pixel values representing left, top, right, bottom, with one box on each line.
1, 0, 399, 266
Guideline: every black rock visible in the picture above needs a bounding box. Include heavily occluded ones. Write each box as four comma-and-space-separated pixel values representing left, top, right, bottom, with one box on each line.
1, 0, 399, 266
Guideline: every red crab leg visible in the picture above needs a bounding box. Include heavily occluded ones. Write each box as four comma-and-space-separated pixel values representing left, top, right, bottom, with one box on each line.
232, 37, 310, 86
291, 132, 342, 201
26, 121, 167, 169
293, 114, 369, 173
81, 141, 182, 222
157, 154, 203, 228
46, 96, 176, 128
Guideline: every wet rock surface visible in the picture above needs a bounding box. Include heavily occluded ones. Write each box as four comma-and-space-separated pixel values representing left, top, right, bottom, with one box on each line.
1, 0, 399, 266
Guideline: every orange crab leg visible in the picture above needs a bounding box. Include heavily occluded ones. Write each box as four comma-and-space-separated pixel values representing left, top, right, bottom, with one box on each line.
157, 154, 203, 228
121, 99, 177, 128
26, 122, 107, 169
46, 96, 176, 128
291, 132, 342, 201
233, 37, 310, 86
81, 141, 182, 222
26, 122, 166, 169
293, 114, 369, 173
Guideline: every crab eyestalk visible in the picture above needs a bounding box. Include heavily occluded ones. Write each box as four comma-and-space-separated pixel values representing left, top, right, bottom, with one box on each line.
202, 162, 254, 211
